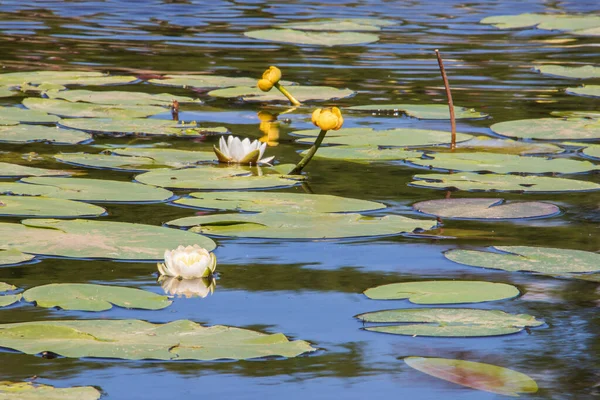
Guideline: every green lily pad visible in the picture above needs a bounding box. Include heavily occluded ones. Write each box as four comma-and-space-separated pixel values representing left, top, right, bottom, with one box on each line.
551, 110, 600, 119
0, 249, 35, 266
5, 177, 174, 202
356, 308, 543, 337
168, 212, 437, 239
280, 18, 393, 32
0, 218, 216, 260
0, 70, 137, 87
425, 136, 563, 155
113, 147, 216, 166
20, 82, 66, 93
208, 85, 355, 102
0, 319, 315, 360
299, 146, 423, 163
364, 281, 520, 304
0, 125, 91, 144
0, 87, 15, 97
0, 282, 15, 292
405, 357, 538, 397
174, 191, 386, 213
46, 89, 202, 106
244, 29, 379, 46
0, 107, 60, 124
0, 381, 101, 400
0, 162, 70, 178
148, 74, 261, 89
347, 104, 488, 120
23, 283, 172, 311
59, 118, 227, 137
0, 294, 21, 307
406, 152, 598, 174
410, 173, 600, 193
294, 128, 472, 147
566, 85, 600, 98
55, 152, 159, 172
480, 13, 600, 34
581, 144, 600, 159
413, 198, 560, 219
533, 65, 600, 79
445, 246, 600, 274
490, 118, 600, 140
0, 195, 105, 217
135, 166, 302, 190
23, 98, 166, 118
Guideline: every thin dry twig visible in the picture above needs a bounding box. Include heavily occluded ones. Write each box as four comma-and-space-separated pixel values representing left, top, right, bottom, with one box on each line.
435, 49, 456, 150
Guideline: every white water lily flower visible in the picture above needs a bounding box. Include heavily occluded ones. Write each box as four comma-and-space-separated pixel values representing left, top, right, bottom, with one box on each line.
159, 276, 216, 298
157, 245, 217, 279
214, 135, 275, 165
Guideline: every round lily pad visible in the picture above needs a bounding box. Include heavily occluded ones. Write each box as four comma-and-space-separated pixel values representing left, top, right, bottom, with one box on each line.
46, 89, 202, 106
299, 146, 423, 163
244, 29, 379, 46
406, 152, 598, 174
0, 125, 91, 144
405, 357, 538, 397
280, 18, 393, 32
413, 198, 560, 219
429, 136, 563, 155
445, 246, 600, 274
0, 294, 21, 307
55, 152, 159, 172
490, 118, 600, 140
59, 118, 227, 136
581, 144, 600, 160
174, 191, 386, 213
0, 319, 316, 360
355, 308, 543, 337
0, 162, 70, 178
208, 85, 355, 102
0, 195, 105, 217
23, 98, 166, 118
113, 147, 215, 166
533, 65, 600, 79
0, 70, 137, 87
480, 13, 600, 34
23, 283, 172, 311
363, 281, 520, 304
148, 74, 261, 89
0, 218, 216, 260
551, 111, 600, 119
347, 104, 488, 120
135, 166, 302, 190
0, 86, 15, 97
0, 106, 60, 123
566, 85, 600, 98
410, 173, 600, 193
0, 249, 35, 266
0, 381, 101, 400
168, 212, 437, 239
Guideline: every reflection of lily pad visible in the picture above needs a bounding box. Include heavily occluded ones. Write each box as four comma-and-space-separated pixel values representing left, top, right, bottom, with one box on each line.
410, 173, 600, 193
245, 29, 379, 46
347, 104, 487, 120
0, 70, 137, 87
0, 218, 216, 260
174, 191, 386, 213
533, 65, 600, 79
0, 249, 35, 266
0, 195, 105, 217
46, 89, 201, 106
280, 18, 393, 32
208, 85, 355, 102
356, 308, 543, 337
480, 13, 600, 36
0, 107, 60, 123
0, 125, 91, 144
299, 146, 422, 163
445, 246, 600, 274
148, 74, 275, 89
407, 152, 598, 174
405, 357, 538, 397
364, 281, 520, 304
565, 85, 600, 98
169, 212, 437, 239
491, 118, 600, 140
0, 319, 315, 360
23, 98, 165, 118
0, 162, 70, 178
23, 283, 172, 311
0, 381, 101, 400
413, 198, 560, 219
59, 118, 227, 136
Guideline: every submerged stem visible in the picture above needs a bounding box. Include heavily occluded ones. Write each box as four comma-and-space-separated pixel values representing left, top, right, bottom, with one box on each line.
289, 129, 327, 175
274, 82, 301, 106
435, 49, 456, 151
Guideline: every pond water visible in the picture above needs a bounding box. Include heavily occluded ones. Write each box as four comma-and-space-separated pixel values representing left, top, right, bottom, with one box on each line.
0, 0, 599, 399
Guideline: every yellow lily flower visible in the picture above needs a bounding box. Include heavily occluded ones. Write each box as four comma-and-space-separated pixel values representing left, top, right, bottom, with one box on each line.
256, 66, 300, 106
311, 107, 344, 131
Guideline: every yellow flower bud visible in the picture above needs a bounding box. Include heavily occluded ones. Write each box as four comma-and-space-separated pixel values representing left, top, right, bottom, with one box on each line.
311, 107, 344, 131
262, 66, 281, 84
257, 78, 274, 92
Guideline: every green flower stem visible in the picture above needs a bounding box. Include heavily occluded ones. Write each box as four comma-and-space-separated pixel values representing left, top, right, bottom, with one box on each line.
289, 129, 327, 175
274, 83, 301, 106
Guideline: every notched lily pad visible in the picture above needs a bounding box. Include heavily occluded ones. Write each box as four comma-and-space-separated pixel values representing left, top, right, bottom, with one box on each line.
23, 98, 166, 118
347, 104, 488, 120
0, 162, 71, 178
244, 29, 379, 46
55, 152, 159, 172
0, 70, 137, 87
0, 249, 35, 266
491, 117, 600, 140
565, 85, 600, 98
208, 85, 355, 102
533, 65, 600, 79
299, 146, 423, 163
59, 118, 227, 137
148, 74, 284, 89
420, 136, 563, 155
0, 282, 20, 307
46, 89, 202, 106
413, 198, 560, 220
0, 125, 91, 144
23, 283, 172, 311
280, 18, 393, 32
0, 107, 60, 124
0, 381, 101, 400
0, 195, 105, 217
480, 13, 600, 36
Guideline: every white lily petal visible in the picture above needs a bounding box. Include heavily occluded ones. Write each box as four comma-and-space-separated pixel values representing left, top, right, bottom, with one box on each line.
259, 156, 275, 165
219, 136, 230, 158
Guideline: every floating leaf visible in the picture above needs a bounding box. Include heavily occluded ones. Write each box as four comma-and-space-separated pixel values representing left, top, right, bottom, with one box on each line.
410, 173, 600, 193
208, 85, 355, 102
406, 152, 598, 174
55, 152, 159, 172
168, 212, 436, 239
581, 144, 600, 160
0, 87, 15, 98
0, 70, 137, 87
0, 162, 70, 178
148, 74, 277, 89
112, 147, 215, 166
364, 281, 520, 304
244, 29, 379, 46
347, 104, 487, 120
413, 198, 560, 219
0, 125, 91, 144
490, 118, 600, 140
280, 18, 393, 32
0, 319, 315, 360
445, 246, 600, 274
0, 218, 216, 260
480, 13, 600, 34
0, 381, 101, 400
0, 249, 35, 266
533, 65, 600, 79
551, 110, 600, 119
23, 283, 172, 311
0, 107, 60, 123
23, 98, 165, 118
0, 294, 20, 307
565, 85, 600, 98
0, 195, 105, 217
174, 191, 386, 213
59, 118, 227, 136
299, 146, 422, 163
356, 308, 543, 337
46, 89, 202, 106
422, 136, 563, 155
405, 357, 538, 396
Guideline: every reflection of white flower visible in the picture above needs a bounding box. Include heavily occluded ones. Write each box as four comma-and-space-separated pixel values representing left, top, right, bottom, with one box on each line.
157, 245, 216, 279
159, 276, 216, 298
214, 136, 275, 165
